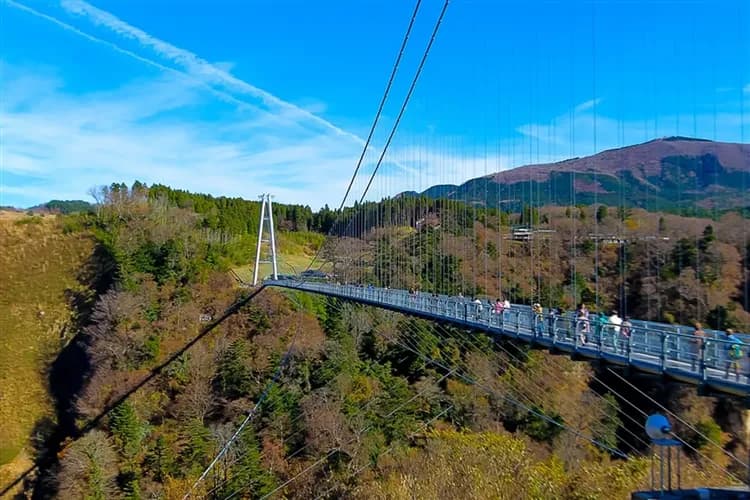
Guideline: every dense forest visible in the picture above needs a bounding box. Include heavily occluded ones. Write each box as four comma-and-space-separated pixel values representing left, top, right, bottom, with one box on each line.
3, 181, 750, 498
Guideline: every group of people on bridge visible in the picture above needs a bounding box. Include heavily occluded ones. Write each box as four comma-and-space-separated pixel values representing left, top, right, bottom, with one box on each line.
456, 294, 748, 382
328, 282, 749, 383
689, 322, 746, 380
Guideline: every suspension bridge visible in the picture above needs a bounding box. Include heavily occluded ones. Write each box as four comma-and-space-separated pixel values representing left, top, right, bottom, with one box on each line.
3, 0, 744, 498
265, 279, 750, 398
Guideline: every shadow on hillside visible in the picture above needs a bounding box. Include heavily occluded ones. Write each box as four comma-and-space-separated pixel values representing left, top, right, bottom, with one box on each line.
0, 254, 266, 497
52, 244, 116, 433
0, 243, 117, 498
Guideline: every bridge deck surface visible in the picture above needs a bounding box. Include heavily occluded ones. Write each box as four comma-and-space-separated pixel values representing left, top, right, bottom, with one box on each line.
265, 280, 750, 398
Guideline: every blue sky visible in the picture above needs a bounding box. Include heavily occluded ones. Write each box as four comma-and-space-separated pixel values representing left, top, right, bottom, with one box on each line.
1, 0, 748, 209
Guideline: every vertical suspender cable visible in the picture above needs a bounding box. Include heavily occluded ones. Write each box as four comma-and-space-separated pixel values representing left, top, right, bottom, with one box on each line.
305, 0, 424, 272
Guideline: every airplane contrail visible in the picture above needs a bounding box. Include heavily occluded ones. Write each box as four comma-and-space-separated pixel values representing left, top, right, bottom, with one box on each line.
58, 0, 366, 144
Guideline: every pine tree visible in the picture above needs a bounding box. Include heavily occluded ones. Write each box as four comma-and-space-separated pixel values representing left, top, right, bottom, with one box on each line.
216, 340, 253, 398
596, 205, 608, 223
219, 427, 276, 499
109, 402, 146, 458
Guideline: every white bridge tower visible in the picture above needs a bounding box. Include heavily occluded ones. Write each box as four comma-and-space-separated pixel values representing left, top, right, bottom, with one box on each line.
253, 193, 278, 285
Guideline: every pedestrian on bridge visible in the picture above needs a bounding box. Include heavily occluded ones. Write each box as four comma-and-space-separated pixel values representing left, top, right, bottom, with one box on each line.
493, 298, 504, 315
608, 310, 622, 349
576, 303, 590, 345
619, 316, 632, 355
691, 323, 706, 371
532, 303, 544, 336
547, 307, 559, 339
724, 329, 744, 381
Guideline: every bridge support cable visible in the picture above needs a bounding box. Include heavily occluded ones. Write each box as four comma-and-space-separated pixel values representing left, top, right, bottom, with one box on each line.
415, 313, 655, 453
263, 282, 750, 493
225, 299, 631, 498
309, 0, 451, 275
606, 367, 750, 475
311, 404, 456, 500
294, 298, 632, 458
0, 285, 270, 497
491, 335, 656, 451
337, 0, 423, 214
393, 312, 650, 454
303, 0, 424, 273
193, 297, 441, 496
603, 371, 746, 486
388, 313, 635, 450
197, 342, 424, 498
206, 294, 630, 498
356, 0, 449, 207
371, 321, 630, 458
218, 368, 460, 500
421, 320, 653, 453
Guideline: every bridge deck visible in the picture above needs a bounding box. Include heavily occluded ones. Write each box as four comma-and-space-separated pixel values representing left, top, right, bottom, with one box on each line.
266, 280, 750, 398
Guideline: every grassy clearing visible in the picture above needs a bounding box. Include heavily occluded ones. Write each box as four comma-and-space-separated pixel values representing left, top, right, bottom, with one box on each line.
232, 231, 331, 282
0, 212, 92, 479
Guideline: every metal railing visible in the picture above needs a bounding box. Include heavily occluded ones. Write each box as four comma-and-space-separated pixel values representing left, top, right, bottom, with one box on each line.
266, 280, 750, 397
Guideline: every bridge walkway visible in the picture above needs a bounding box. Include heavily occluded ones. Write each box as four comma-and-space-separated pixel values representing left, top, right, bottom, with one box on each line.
266, 280, 750, 398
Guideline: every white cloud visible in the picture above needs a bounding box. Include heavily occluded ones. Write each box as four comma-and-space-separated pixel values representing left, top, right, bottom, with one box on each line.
4, 1, 747, 211
58, 0, 361, 142
574, 98, 602, 113
515, 98, 749, 160
4, 0, 443, 209
0, 68, 365, 208
0, 59, 512, 208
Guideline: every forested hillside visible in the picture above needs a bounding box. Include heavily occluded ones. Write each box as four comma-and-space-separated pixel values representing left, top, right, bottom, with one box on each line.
3, 181, 749, 498
326, 197, 750, 330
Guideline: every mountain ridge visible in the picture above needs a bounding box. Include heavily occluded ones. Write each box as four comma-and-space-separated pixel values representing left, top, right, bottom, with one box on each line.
414, 137, 750, 211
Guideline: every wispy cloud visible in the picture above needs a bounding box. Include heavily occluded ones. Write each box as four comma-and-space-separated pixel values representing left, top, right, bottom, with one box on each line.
4, 1, 747, 211
0, 67, 362, 208
2, 1, 425, 208
58, 0, 360, 142
4, 0, 442, 209
515, 98, 749, 159
574, 98, 602, 113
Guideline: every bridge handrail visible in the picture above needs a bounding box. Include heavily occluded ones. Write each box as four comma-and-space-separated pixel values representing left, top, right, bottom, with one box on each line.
266, 279, 750, 394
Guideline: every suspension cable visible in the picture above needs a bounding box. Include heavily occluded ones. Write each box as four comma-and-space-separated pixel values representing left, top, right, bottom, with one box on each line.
304, 0, 425, 272
308, 0, 452, 277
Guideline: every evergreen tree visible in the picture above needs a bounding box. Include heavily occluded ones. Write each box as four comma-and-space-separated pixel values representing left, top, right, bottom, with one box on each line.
109, 402, 147, 459
218, 427, 276, 499
216, 340, 253, 398
596, 205, 608, 223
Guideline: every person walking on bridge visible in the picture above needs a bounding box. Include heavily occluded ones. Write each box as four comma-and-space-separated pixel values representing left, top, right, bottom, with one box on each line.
608, 310, 622, 350
532, 303, 544, 336
576, 303, 590, 345
493, 298, 504, 315
691, 323, 706, 371
547, 307, 559, 339
619, 316, 632, 355
724, 329, 744, 381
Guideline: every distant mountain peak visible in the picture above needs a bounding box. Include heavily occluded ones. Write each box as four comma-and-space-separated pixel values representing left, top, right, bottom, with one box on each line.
413, 138, 750, 211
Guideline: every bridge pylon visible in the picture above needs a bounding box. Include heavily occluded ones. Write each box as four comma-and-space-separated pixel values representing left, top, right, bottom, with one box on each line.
253, 193, 278, 286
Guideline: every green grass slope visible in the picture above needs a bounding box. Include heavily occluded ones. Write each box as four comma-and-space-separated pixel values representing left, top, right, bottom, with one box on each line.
232, 230, 328, 282
0, 212, 93, 476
